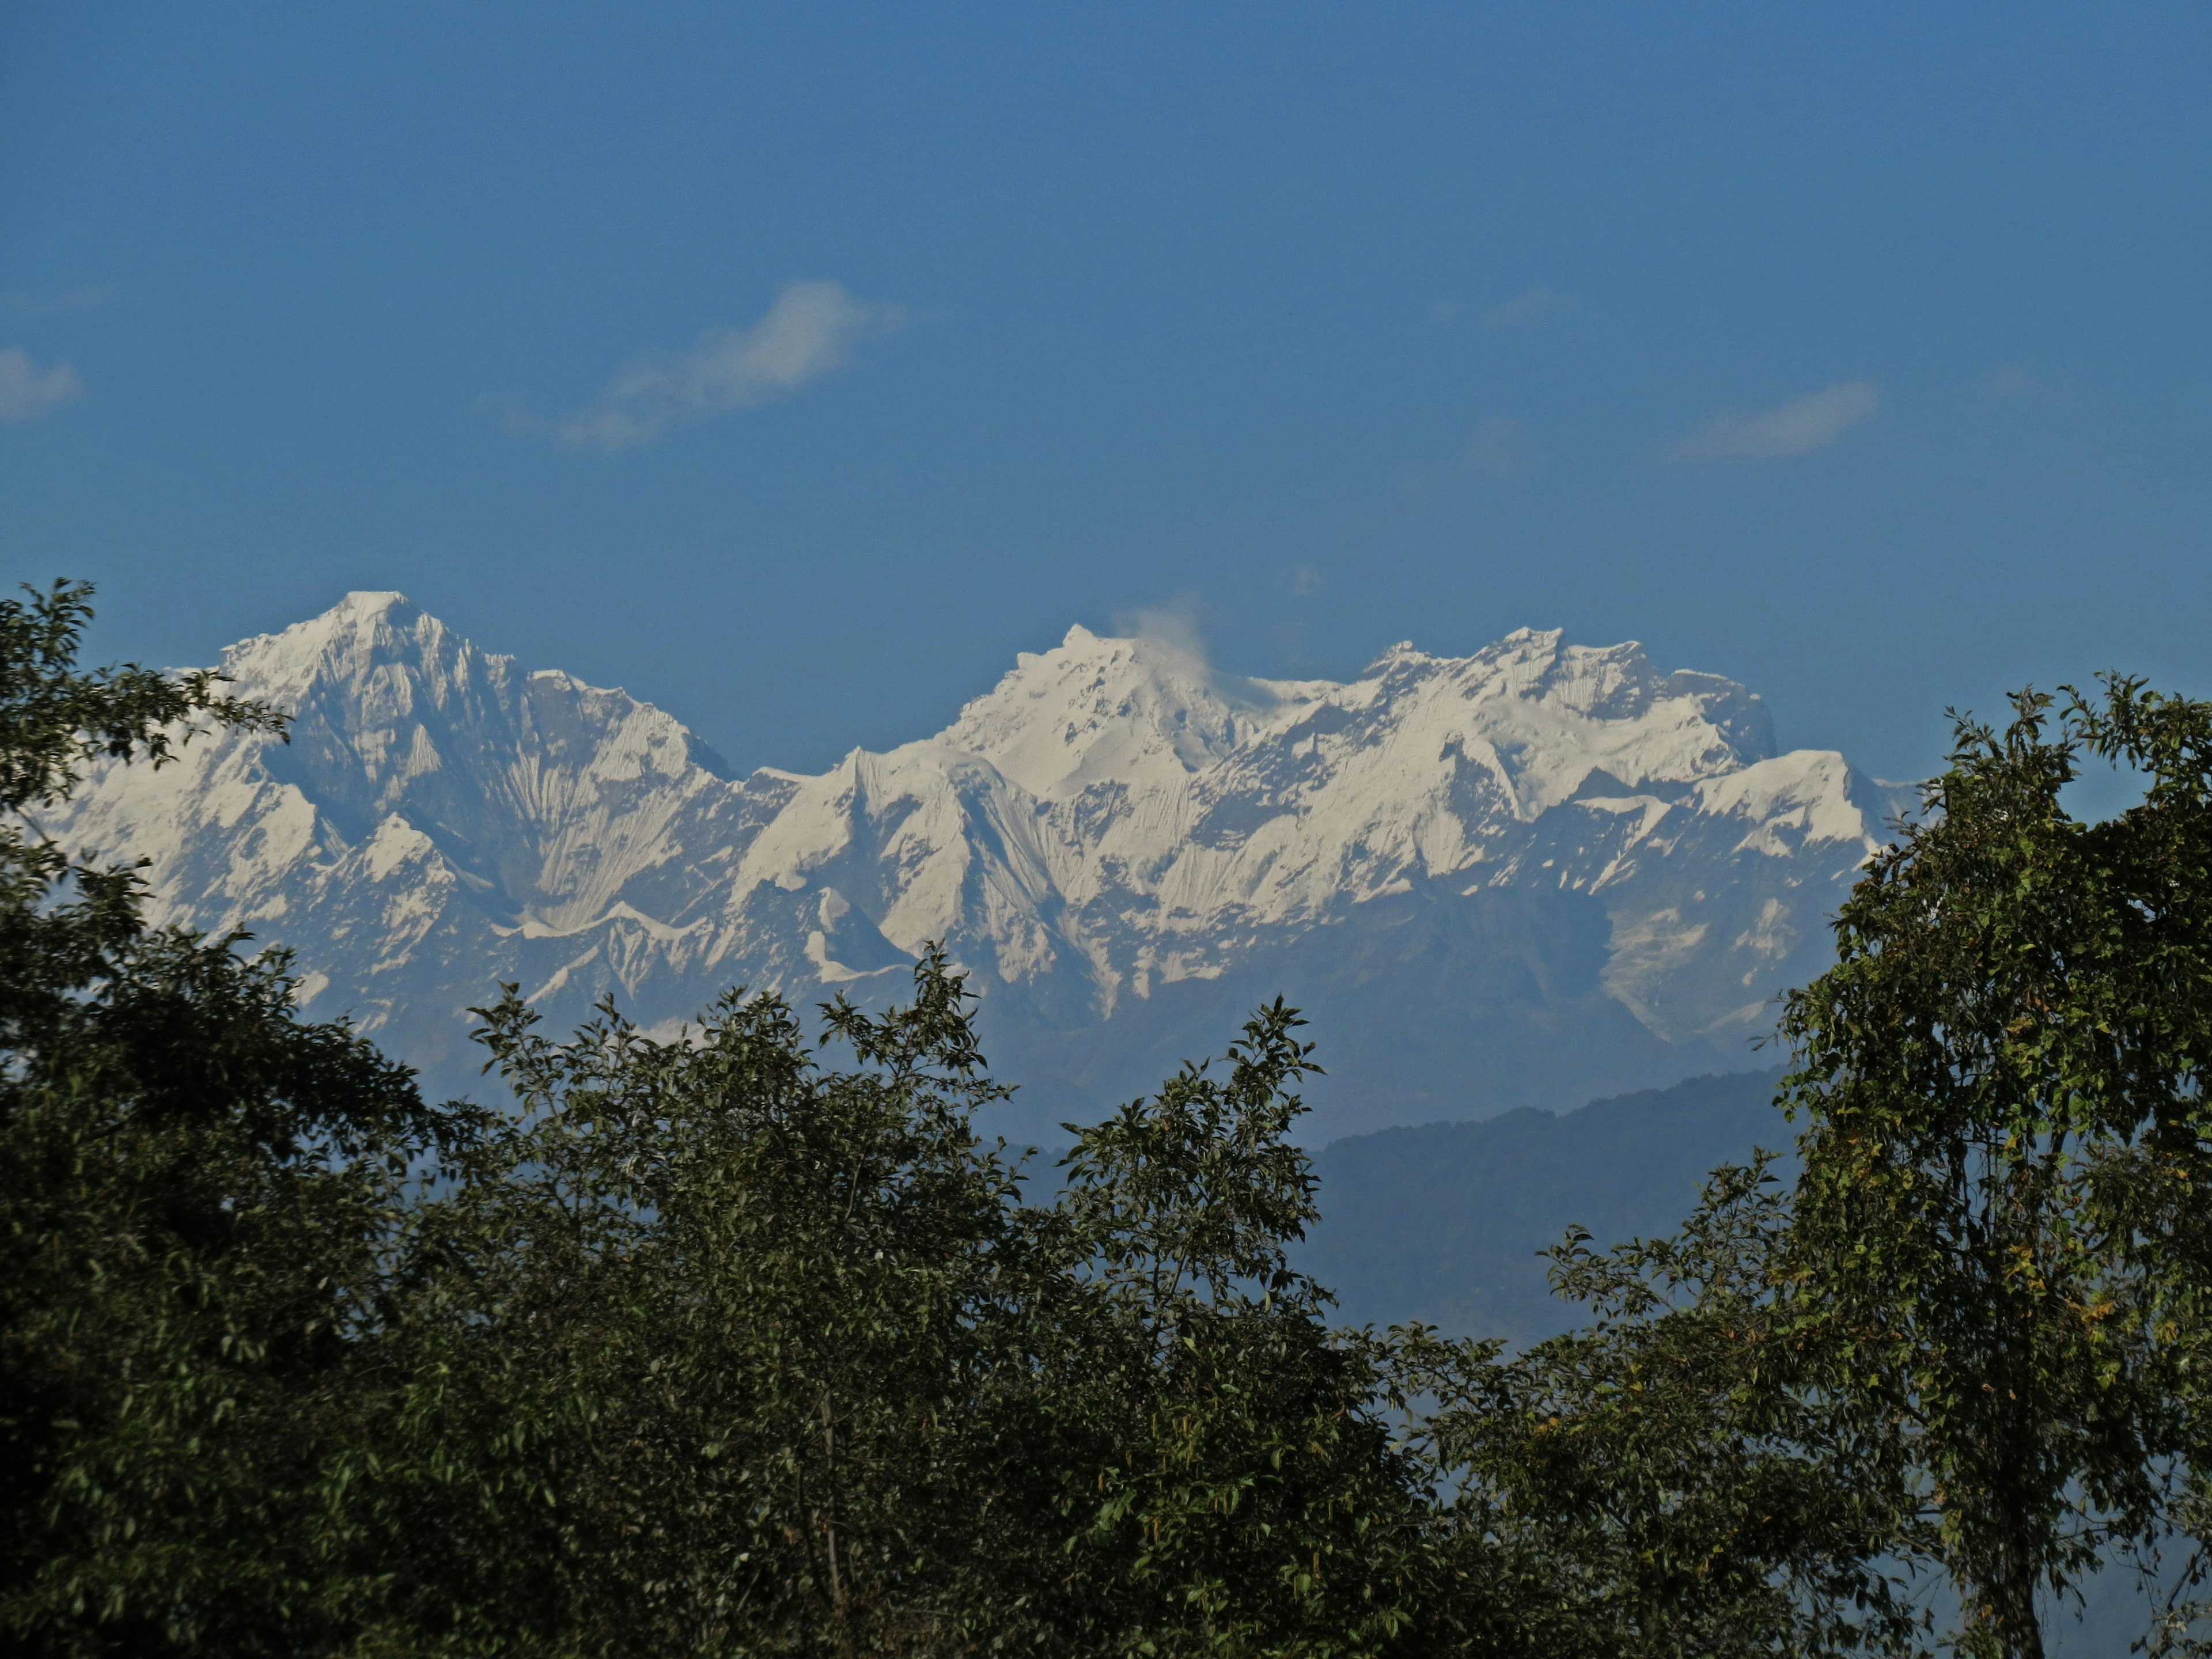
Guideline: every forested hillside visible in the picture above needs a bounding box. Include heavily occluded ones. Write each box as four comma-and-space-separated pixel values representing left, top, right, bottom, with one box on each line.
1305, 1069, 1788, 1340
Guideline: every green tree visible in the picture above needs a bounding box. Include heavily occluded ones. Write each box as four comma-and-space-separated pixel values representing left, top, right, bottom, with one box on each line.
1777, 679, 2212, 1659
0, 581, 456, 1654
1399, 1156, 1925, 1659
368, 961, 1072, 1655
373, 975, 1441, 1657
0, 577, 282, 1048
1050, 1000, 1437, 1656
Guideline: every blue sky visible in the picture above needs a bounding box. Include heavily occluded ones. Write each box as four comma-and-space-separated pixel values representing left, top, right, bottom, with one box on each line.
3, 3, 2208, 782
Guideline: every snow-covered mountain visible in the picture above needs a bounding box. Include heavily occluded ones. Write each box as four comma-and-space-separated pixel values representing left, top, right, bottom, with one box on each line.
52, 593, 1904, 1138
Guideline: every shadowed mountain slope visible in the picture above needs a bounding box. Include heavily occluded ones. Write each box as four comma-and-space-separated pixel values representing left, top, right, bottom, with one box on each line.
52, 594, 1902, 1138
1302, 1068, 1791, 1342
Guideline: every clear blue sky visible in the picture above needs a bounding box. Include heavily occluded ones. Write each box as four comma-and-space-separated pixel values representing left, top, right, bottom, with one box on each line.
3, 3, 2208, 783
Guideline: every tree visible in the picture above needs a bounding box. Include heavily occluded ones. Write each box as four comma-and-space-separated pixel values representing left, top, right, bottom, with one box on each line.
371, 974, 1441, 1657
1777, 679, 2212, 1659
1397, 1156, 1925, 1659
367, 960, 1069, 1655
1050, 999, 1437, 1656
0, 578, 283, 1050
0, 580, 454, 1656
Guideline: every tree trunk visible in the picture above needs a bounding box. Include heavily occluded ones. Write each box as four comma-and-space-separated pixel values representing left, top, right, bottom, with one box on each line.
1971, 1537, 2044, 1659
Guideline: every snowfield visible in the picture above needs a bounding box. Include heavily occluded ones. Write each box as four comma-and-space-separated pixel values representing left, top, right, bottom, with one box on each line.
51, 593, 1907, 1137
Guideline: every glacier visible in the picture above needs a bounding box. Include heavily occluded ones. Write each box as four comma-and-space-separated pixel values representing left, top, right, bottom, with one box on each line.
47, 592, 1907, 1139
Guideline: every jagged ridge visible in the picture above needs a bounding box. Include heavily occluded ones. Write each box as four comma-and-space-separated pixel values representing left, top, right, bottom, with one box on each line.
51, 594, 1902, 1137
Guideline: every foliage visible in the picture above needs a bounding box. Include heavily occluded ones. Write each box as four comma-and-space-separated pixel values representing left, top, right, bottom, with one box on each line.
1778, 678, 2212, 1659
24, 576, 2212, 1658
366, 961, 1060, 1654
0, 579, 282, 823
347, 957, 1921, 1659
1399, 1155, 1926, 1659
1048, 1003, 1440, 1656
357, 972, 1443, 1656
0, 581, 446, 1655
0, 579, 285, 1055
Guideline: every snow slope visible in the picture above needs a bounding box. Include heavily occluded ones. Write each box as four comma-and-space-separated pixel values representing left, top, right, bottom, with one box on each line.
51, 594, 1904, 1137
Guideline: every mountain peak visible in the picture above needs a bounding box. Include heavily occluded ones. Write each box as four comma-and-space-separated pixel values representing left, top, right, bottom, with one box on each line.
1363, 641, 1423, 675
940, 624, 1327, 800
338, 589, 410, 613
1493, 624, 1569, 649
217, 589, 443, 695
50, 599, 1885, 1134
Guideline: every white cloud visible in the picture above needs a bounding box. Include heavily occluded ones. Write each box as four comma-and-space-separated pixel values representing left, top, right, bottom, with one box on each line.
1483, 287, 1574, 329
1, 283, 117, 317
1113, 593, 1209, 664
550, 280, 906, 450
1672, 379, 1879, 460
1464, 416, 1535, 476
1982, 364, 2048, 402
0, 348, 84, 423
1289, 564, 1323, 597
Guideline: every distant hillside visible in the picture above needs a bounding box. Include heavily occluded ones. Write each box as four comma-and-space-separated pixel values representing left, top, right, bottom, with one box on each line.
1301, 1067, 1791, 1341
1302, 1071, 2165, 1654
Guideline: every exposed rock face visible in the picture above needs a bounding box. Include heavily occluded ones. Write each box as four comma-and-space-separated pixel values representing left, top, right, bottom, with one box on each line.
51, 593, 1904, 1138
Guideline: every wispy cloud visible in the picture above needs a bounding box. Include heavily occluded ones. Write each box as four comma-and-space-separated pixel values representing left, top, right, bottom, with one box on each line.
0, 348, 84, 423
1672, 379, 1879, 460
540, 281, 906, 451
1483, 287, 1574, 330
1464, 416, 1536, 476
1981, 364, 2049, 402
1113, 593, 1209, 664
1, 283, 117, 318
1288, 564, 1323, 597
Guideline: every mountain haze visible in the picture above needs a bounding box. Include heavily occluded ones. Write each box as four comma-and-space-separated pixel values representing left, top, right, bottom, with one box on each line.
52, 594, 1904, 1137
1303, 1069, 1791, 1342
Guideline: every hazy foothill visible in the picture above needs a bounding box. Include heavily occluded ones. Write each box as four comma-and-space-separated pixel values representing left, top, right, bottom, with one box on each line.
9, 576, 2212, 1659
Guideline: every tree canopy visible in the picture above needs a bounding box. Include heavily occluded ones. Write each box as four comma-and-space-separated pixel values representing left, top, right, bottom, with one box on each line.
10, 579, 2212, 1657
1779, 680, 2212, 1659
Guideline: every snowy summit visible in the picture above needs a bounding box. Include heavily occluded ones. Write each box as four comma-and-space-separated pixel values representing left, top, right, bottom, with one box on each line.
51, 596, 1903, 1136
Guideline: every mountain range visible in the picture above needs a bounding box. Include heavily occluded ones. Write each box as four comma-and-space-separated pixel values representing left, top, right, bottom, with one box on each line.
50, 592, 1906, 1141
